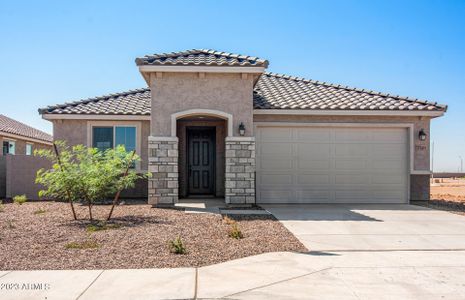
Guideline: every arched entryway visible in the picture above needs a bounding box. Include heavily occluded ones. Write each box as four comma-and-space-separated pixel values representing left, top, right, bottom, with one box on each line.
172, 109, 232, 198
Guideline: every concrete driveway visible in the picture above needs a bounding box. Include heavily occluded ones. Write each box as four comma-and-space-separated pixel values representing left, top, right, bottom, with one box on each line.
263, 204, 465, 251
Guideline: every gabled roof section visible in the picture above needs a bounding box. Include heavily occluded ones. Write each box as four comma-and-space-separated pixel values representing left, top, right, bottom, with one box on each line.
253, 73, 447, 111
135, 49, 269, 68
0, 114, 53, 143
39, 88, 151, 115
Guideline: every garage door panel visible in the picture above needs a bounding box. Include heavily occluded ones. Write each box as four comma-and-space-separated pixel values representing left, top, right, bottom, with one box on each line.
372, 144, 406, 157
260, 174, 293, 185
260, 143, 293, 155
297, 143, 330, 157
373, 160, 404, 170
298, 160, 331, 170
334, 159, 369, 170
373, 129, 407, 143
335, 129, 373, 142
371, 174, 406, 184
259, 190, 293, 202
296, 174, 330, 185
260, 128, 292, 141
335, 174, 371, 184
260, 157, 293, 170
295, 128, 330, 142
334, 144, 370, 157
257, 126, 408, 204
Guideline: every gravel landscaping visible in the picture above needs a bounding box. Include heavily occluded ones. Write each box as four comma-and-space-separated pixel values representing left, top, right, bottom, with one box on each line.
413, 194, 465, 216
0, 201, 307, 270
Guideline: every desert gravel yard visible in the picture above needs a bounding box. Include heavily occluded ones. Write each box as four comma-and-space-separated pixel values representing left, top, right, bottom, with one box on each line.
0, 201, 306, 270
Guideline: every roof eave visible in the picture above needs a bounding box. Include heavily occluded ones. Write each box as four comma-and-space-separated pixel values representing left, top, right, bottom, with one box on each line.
252, 109, 445, 117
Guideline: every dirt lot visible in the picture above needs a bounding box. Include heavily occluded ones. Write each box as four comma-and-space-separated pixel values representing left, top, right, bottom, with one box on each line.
415, 178, 465, 215
0, 202, 306, 270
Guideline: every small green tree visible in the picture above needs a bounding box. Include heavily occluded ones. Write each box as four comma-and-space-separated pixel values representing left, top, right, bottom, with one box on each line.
35, 141, 80, 220
36, 141, 150, 221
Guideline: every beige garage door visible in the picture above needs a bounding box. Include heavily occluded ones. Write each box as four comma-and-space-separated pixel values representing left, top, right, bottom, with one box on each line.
256, 126, 409, 204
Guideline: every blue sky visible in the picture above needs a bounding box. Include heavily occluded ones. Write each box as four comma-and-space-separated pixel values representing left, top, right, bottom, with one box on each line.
0, 0, 464, 171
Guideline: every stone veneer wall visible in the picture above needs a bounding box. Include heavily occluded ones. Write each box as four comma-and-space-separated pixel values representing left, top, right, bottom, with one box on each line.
410, 175, 430, 201
225, 137, 256, 205
148, 137, 178, 206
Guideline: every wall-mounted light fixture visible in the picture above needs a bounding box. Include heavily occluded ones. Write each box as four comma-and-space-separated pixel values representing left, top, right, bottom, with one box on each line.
418, 128, 427, 141
238, 122, 245, 136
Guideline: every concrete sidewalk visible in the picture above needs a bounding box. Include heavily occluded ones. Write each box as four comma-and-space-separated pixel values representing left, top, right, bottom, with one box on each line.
2, 250, 465, 299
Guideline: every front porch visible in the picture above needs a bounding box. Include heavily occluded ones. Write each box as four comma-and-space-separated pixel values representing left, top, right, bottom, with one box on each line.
147, 109, 256, 207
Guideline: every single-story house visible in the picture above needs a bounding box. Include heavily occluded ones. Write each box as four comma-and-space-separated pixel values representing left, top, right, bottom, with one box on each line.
39, 49, 447, 206
0, 114, 53, 156
0, 114, 53, 199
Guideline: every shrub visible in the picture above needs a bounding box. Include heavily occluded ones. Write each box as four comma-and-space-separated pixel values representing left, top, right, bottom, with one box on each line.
13, 195, 27, 205
229, 222, 244, 239
65, 240, 100, 250
35, 142, 150, 221
86, 222, 120, 233
34, 208, 46, 215
223, 215, 236, 225
169, 236, 187, 254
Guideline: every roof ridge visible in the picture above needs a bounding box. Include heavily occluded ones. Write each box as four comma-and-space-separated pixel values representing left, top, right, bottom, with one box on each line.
135, 49, 269, 67
263, 72, 447, 110
38, 88, 150, 114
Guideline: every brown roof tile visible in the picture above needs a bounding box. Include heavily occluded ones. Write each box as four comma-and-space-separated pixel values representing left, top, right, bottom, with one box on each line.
40, 73, 446, 115
0, 114, 52, 143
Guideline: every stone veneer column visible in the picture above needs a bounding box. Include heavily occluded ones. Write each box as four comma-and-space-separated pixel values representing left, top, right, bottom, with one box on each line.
148, 136, 178, 206
225, 137, 256, 205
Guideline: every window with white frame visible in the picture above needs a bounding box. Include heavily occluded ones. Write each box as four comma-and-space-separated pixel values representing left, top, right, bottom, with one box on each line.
92, 126, 136, 153
26, 144, 33, 155
2, 140, 15, 155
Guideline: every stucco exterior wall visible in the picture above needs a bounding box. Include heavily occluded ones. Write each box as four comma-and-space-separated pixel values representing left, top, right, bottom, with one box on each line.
150, 72, 255, 137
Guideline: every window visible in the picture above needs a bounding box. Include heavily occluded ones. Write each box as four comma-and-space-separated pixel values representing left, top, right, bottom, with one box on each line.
26, 144, 33, 155
2, 141, 15, 155
92, 126, 136, 152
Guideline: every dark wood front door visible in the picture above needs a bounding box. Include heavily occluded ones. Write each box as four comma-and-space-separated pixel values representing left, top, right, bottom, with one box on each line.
187, 127, 215, 195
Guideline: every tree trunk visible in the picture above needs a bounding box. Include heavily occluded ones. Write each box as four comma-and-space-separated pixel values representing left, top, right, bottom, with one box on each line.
53, 143, 77, 220
107, 151, 136, 221
88, 201, 93, 221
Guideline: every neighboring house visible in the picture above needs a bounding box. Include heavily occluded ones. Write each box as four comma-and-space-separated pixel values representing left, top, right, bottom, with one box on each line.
0, 114, 53, 199
0, 114, 53, 156
39, 49, 447, 206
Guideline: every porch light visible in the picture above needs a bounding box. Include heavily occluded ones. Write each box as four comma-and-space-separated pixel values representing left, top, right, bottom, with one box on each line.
239, 122, 246, 136
418, 128, 427, 141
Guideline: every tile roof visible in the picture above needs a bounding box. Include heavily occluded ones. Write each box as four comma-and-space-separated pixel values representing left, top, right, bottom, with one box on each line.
0, 114, 53, 143
135, 49, 269, 68
39, 88, 151, 115
40, 73, 446, 115
253, 73, 447, 111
